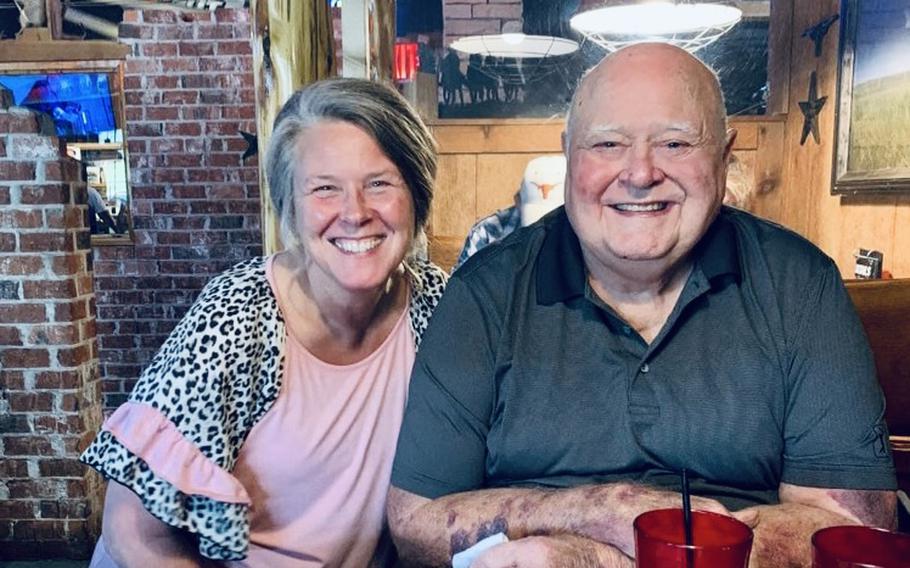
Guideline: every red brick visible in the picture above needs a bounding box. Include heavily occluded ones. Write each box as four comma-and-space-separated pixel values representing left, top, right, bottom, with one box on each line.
51, 254, 85, 276
7, 134, 60, 160
118, 22, 153, 39
27, 324, 79, 346
8, 392, 54, 412
143, 9, 179, 23
0, 111, 38, 133
160, 58, 198, 73
0, 255, 43, 276
0, 326, 22, 345
0, 209, 43, 229
154, 24, 195, 41
0, 186, 9, 204
0, 303, 46, 323
0, 137, 5, 157
0, 370, 25, 389
57, 344, 91, 367
44, 206, 83, 230
19, 184, 70, 205
0, 458, 30, 477
35, 370, 81, 389
19, 232, 71, 253
221, 106, 256, 120
2, 436, 54, 456
141, 42, 178, 57
0, 413, 30, 433
1, 348, 50, 368
0, 161, 37, 180
12, 518, 66, 539
196, 23, 239, 40
146, 106, 180, 120
0, 232, 14, 252
38, 458, 85, 478
164, 122, 202, 137
179, 41, 215, 56
216, 40, 252, 55
0, 501, 35, 519
215, 9, 248, 23
53, 299, 88, 323
22, 280, 77, 300
39, 499, 88, 519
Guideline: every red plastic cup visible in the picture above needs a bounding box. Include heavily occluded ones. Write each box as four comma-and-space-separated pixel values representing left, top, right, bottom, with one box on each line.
812, 525, 910, 567
634, 508, 753, 567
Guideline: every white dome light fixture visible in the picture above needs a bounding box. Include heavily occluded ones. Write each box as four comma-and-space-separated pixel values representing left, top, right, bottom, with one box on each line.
449, 34, 579, 59
570, 1, 743, 53
449, 34, 580, 85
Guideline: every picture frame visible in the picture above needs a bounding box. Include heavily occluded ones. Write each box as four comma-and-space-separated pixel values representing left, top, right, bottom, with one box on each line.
832, 0, 910, 194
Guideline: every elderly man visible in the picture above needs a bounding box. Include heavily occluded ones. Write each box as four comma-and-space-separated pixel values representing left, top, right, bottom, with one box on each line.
387, 43, 897, 566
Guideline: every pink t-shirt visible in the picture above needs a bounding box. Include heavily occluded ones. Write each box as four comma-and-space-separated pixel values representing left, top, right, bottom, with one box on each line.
228, 259, 414, 566
91, 258, 415, 567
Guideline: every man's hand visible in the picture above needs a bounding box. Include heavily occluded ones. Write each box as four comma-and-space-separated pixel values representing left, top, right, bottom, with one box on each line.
729, 484, 897, 568
472, 535, 632, 568
564, 482, 742, 556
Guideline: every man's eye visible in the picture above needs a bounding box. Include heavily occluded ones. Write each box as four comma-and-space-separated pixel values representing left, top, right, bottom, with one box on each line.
594, 141, 619, 149
665, 141, 690, 149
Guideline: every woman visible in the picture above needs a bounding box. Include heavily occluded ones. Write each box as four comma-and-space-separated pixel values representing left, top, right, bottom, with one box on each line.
81, 78, 447, 567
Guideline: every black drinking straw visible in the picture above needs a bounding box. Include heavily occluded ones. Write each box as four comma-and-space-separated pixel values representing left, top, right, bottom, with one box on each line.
682, 468, 694, 565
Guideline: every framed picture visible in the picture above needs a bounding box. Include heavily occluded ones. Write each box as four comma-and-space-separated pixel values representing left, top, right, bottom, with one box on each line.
832, 0, 910, 194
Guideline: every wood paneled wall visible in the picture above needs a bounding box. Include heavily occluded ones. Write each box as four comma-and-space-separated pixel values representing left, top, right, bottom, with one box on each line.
427, 0, 910, 277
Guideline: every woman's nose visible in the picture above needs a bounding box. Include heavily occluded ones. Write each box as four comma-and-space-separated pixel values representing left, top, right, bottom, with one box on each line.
340, 189, 370, 225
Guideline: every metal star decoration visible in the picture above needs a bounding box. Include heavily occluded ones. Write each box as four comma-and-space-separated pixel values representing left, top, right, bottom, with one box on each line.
802, 14, 839, 57
799, 72, 827, 146
239, 130, 258, 161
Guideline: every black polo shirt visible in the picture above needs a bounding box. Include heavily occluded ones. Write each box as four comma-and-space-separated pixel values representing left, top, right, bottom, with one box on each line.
392, 207, 896, 510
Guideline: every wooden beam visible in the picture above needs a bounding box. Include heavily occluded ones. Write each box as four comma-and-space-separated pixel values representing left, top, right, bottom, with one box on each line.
250, 0, 336, 254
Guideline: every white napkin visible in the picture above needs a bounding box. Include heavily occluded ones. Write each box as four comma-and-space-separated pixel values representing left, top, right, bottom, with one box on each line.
451, 532, 510, 568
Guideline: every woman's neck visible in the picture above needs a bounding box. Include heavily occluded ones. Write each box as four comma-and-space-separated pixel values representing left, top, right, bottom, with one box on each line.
274, 251, 409, 362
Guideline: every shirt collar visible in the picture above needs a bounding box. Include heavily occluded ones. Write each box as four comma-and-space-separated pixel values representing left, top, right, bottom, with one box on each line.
536, 207, 741, 305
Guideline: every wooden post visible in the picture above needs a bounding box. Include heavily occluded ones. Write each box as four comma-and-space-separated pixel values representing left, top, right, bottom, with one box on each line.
341, 0, 395, 81
251, 0, 336, 254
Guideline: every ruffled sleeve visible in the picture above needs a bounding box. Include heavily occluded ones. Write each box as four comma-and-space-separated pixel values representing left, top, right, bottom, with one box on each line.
80, 257, 285, 560
81, 404, 252, 559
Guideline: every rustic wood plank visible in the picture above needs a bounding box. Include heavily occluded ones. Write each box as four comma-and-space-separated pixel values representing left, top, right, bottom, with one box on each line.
749, 121, 786, 222
251, 0, 336, 254
431, 123, 565, 154
431, 154, 477, 239
475, 153, 541, 219
428, 235, 464, 273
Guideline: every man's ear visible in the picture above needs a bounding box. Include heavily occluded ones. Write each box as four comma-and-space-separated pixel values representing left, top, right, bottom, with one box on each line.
723, 128, 737, 163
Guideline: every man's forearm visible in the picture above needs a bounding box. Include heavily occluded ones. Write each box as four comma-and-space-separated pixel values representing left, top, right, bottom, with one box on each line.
388, 483, 728, 565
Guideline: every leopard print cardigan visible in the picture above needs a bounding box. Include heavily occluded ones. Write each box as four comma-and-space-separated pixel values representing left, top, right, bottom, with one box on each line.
80, 256, 448, 560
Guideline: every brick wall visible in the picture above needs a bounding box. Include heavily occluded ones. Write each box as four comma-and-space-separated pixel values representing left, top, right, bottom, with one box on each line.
0, 107, 104, 559
444, 0, 522, 45
94, 8, 262, 409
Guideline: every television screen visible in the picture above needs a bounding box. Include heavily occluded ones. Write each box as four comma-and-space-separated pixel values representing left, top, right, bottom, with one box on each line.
0, 72, 117, 140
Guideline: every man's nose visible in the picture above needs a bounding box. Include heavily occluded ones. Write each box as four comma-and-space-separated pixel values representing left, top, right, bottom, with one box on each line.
620, 146, 666, 190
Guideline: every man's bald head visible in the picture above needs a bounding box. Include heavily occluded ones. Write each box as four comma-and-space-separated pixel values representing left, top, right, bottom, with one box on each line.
565, 43, 728, 149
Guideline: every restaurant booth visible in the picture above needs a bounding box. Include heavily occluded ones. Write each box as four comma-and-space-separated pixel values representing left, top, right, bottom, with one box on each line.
0, 0, 908, 561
